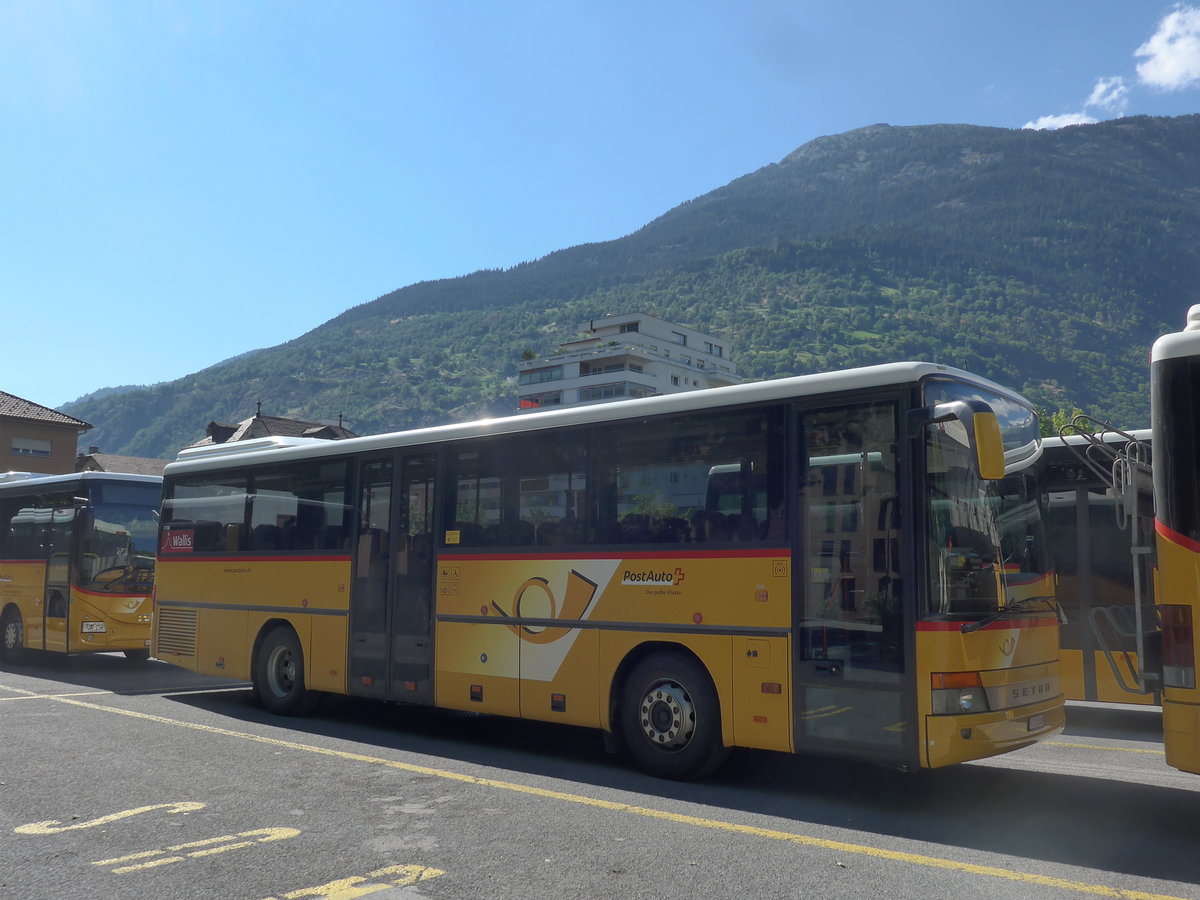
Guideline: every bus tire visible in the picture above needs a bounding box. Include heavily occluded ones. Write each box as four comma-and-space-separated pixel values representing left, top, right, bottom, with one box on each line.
123, 648, 151, 663
254, 625, 320, 716
1, 607, 25, 665
619, 651, 729, 780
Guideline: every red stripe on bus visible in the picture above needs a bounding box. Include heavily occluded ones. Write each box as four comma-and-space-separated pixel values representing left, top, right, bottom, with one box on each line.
158, 554, 352, 564
1156, 518, 1200, 555
440, 548, 790, 562
917, 617, 1060, 632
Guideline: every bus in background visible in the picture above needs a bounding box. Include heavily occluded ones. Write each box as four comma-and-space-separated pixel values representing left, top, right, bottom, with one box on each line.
1042, 429, 1159, 705
153, 361, 1063, 780
1151, 305, 1200, 774
0, 471, 161, 663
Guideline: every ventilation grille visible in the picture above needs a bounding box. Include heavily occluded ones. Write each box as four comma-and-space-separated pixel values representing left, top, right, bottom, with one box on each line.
155, 608, 198, 658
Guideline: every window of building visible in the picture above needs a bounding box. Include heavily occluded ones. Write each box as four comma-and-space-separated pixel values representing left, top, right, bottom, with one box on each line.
578, 383, 654, 402
11, 437, 52, 458
619, 322, 639, 334
518, 365, 562, 386
519, 391, 562, 409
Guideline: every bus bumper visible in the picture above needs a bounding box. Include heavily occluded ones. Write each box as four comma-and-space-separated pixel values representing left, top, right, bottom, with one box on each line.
1163, 700, 1200, 775
924, 695, 1065, 768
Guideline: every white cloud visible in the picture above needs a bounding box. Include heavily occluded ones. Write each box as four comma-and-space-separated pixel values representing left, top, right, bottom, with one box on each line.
1022, 112, 1098, 131
1085, 76, 1130, 114
1135, 5, 1200, 90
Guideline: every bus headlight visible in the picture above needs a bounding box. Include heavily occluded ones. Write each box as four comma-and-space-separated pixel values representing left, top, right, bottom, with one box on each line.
932, 686, 989, 714
931, 672, 989, 715
81, 621, 107, 634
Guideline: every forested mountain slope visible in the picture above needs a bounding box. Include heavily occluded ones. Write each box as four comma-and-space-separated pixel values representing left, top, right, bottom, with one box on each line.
64, 115, 1200, 458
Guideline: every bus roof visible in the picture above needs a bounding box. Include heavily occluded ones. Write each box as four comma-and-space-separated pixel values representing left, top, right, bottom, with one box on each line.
1152, 304, 1200, 364
0, 471, 162, 495
165, 361, 1031, 476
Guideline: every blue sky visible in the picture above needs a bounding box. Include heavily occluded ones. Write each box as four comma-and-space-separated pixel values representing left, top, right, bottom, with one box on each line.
4, 2, 1200, 410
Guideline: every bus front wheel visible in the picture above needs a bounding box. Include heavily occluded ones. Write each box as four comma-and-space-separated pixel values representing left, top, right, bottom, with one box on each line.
619, 651, 729, 780
254, 626, 319, 716
1, 607, 25, 665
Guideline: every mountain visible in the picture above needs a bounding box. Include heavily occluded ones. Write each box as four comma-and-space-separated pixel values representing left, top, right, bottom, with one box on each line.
63, 115, 1200, 459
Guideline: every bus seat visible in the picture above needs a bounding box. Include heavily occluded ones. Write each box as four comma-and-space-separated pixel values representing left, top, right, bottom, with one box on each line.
252, 524, 283, 551
192, 521, 223, 552
320, 524, 347, 551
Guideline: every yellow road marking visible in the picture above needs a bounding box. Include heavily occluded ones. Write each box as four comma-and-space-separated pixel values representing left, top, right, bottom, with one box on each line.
0, 689, 115, 701
5, 685, 1189, 900
1045, 741, 1164, 756
262, 864, 445, 899
16, 802, 206, 834
92, 827, 299, 873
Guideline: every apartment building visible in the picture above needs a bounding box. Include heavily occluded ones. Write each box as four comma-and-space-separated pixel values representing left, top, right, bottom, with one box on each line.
517, 313, 740, 411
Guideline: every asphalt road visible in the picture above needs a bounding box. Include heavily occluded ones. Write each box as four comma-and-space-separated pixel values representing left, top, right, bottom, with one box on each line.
2, 653, 1197, 900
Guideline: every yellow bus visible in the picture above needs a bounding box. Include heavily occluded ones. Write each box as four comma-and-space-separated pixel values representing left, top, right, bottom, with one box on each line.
153, 362, 1064, 779
1042, 430, 1159, 705
0, 471, 160, 663
1151, 306, 1200, 774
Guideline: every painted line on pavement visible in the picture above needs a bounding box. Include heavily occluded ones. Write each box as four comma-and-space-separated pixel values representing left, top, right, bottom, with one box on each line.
4, 685, 1188, 900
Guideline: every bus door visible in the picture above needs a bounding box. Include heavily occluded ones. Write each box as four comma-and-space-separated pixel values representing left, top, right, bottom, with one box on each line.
793, 401, 911, 762
42, 508, 75, 653
349, 453, 437, 704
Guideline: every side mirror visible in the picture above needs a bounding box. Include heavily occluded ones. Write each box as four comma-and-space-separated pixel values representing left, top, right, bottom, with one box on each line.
916, 399, 1006, 480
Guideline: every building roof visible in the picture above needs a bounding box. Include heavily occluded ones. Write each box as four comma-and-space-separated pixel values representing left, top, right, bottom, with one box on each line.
190, 413, 357, 447
0, 390, 91, 429
75, 452, 168, 477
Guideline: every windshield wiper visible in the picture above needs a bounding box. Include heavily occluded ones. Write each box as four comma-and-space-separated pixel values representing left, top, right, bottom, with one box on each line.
960, 595, 1066, 634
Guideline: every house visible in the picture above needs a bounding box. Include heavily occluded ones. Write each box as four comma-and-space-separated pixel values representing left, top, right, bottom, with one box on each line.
0, 390, 92, 475
189, 407, 358, 448
75, 447, 169, 477
517, 313, 741, 411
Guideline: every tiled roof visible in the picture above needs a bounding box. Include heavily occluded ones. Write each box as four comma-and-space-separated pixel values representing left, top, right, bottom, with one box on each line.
191, 414, 358, 447
0, 390, 90, 429
77, 453, 168, 477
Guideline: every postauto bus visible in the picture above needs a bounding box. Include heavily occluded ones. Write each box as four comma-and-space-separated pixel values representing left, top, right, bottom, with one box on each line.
153, 361, 1064, 779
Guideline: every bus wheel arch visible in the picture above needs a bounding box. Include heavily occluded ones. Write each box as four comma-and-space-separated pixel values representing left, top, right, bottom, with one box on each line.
612, 643, 729, 780
252, 621, 320, 716
1, 604, 24, 664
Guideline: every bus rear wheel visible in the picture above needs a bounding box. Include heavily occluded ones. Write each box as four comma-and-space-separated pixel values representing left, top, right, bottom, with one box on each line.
254, 626, 320, 716
619, 651, 728, 780
1, 607, 25, 665
124, 648, 151, 663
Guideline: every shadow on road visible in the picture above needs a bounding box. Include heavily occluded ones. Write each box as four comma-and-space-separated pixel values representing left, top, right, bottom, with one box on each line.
154, 688, 1200, 890
0, 651, 248, 696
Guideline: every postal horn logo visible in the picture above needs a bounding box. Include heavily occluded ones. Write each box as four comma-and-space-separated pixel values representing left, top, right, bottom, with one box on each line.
490, 570, 599, 645
621, 567, 686, 586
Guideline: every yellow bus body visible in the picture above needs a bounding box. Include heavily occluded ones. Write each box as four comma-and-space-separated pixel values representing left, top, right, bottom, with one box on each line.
157, 547, 1062, 767
0, 559, 152, 655
154, 555, 351, 689
1156, 528, 1200, 774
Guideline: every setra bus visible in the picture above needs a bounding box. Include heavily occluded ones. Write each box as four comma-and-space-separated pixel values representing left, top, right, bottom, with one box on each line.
1151, 305, 1200, 774
152, 362, 1064, 779
0, 471, 161, 663
1042, 430, 1158, 705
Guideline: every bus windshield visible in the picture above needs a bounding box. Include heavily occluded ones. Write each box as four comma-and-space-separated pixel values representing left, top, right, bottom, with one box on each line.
79, 482, 160, 591
922, 381, 1049, 619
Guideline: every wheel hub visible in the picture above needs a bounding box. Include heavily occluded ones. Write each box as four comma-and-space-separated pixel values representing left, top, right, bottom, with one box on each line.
267, 646, 297, 698
638, 680, 695, 750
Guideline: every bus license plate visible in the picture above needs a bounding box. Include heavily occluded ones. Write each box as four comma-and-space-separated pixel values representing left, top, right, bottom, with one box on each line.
1027, 714, 1045, 732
